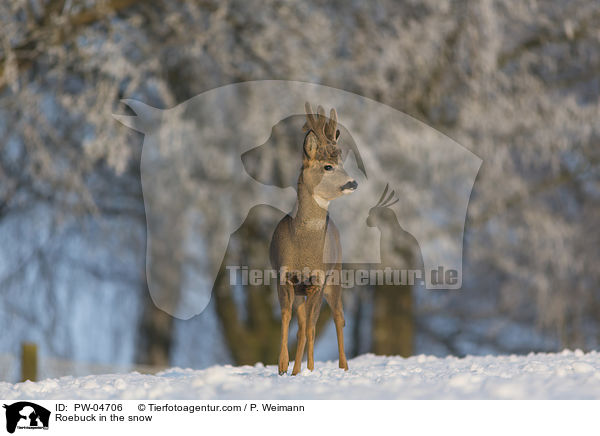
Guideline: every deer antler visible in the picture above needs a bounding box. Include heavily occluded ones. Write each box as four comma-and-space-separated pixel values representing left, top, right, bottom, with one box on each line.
374, 184, 399, 208
303, 102, 338, 144
324, 108, 338, 141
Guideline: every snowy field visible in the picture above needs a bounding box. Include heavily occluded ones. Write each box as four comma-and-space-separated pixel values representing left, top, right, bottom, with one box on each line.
1, 351, 599, 400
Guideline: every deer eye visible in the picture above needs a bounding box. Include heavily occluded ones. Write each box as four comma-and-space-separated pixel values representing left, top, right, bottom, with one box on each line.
324, 165, 333, 171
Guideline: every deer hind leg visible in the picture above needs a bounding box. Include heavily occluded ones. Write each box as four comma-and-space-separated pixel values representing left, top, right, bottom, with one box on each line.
278, 283, 294, 375
292, 296, 307, 375
324, 284, 348, 371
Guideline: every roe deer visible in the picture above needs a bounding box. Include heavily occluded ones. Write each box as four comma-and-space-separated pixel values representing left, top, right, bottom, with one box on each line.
270, 103, 357, 375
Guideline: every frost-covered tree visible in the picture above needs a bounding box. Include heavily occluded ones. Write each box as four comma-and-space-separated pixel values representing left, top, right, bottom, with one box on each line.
0, 0, 598, 372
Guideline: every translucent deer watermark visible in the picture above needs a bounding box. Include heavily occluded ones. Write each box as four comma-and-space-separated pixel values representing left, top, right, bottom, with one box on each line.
113, 81, 481, 321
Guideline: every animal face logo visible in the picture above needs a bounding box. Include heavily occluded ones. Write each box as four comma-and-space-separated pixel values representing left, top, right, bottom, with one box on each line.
3, 402, 50, 433
114, 80, 481, 319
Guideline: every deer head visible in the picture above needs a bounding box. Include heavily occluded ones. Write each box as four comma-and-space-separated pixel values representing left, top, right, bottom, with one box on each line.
367, 183, 399, 227
300, 103, 357, 207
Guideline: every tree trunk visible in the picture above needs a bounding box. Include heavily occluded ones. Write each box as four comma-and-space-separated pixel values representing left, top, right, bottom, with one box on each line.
136, 291, 174, 367
372, 285, 413, 357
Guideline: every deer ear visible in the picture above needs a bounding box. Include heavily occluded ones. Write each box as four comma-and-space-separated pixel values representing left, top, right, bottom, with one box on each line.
303, 130, 318, 161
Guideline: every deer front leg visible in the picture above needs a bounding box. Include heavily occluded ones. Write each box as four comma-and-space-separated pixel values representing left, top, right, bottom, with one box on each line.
305, 289, 323, 371
333, 310, 348, 370
325, 283, 348, 370
278, 284, 294, 375
279, 308, 291, 375
292, 296, 307, 375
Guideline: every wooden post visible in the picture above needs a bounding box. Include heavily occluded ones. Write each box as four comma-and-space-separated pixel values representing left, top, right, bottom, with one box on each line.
21, 342, 37, 382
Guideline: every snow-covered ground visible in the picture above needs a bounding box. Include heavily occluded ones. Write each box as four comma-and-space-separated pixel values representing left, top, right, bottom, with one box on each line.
1, 351, 599, 400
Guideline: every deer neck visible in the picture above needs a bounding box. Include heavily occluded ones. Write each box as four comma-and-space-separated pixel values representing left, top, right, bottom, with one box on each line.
294, 174, 329, 230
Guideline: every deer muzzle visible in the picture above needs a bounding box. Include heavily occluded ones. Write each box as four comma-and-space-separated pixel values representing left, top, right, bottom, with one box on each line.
340, 180, 358, 193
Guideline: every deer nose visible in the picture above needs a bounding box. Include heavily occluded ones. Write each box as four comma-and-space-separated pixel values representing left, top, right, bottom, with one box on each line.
341, 180, 358, 191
